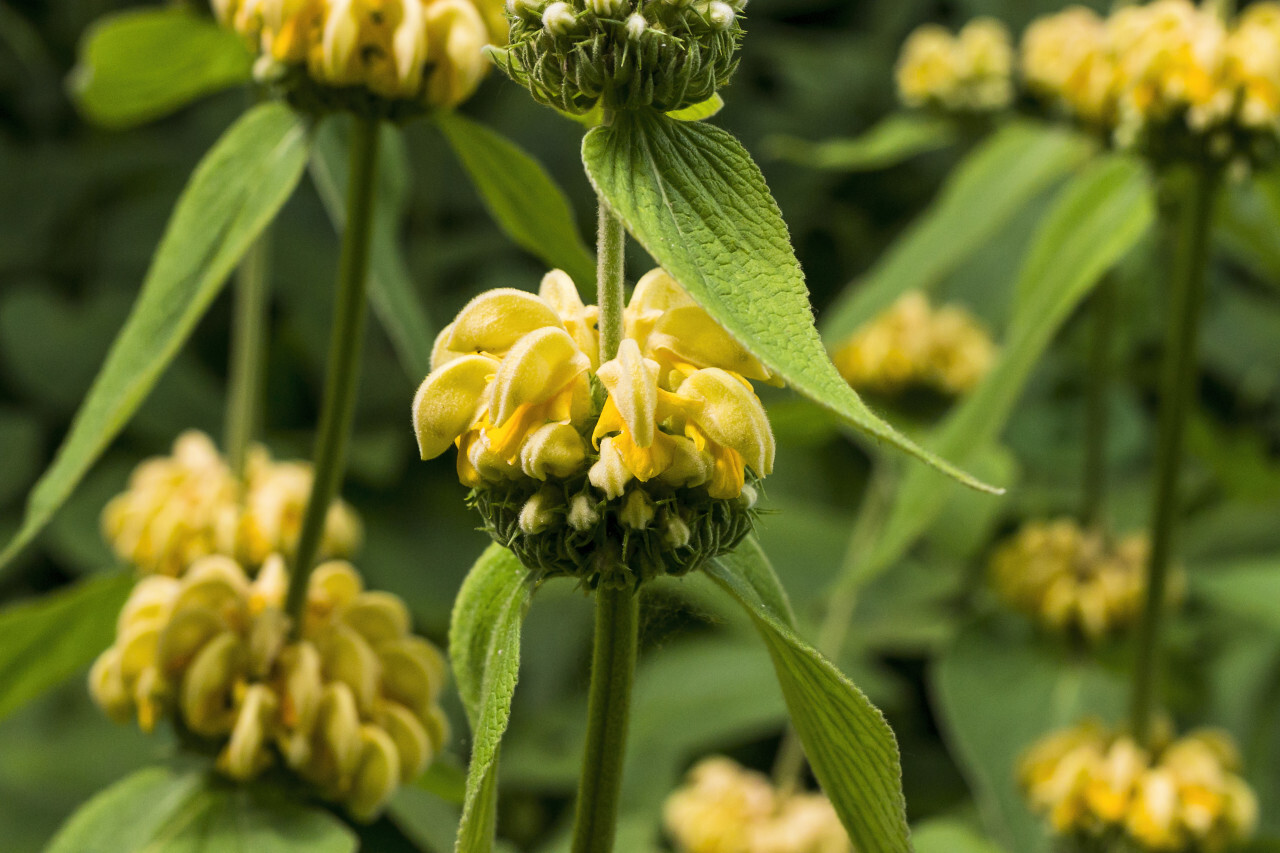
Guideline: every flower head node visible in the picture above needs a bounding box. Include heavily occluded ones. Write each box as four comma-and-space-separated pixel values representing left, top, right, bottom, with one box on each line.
89, 555, 448, 821
215, 0, 506, 117
496, 0, 744, 115
102, 431, 361, 577
663, 756, 851, 853
989, 518, 1184, 642
1020, 721, 1258, 851
412, 268, 775, 588
896, 17, 1014, 113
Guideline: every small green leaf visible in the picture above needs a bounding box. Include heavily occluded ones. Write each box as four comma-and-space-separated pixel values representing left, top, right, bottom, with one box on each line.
820, 121, 1094, 344
583, 110, 996, 493
47, 766, 357, 853
0, 102, 309, 573
666, 93, 725, 122
312, 116, 435, 382
69, 8, 253, 129
706, 540, 911, 853
932, 621, 1128, 852
435, 112, 596, 288
0, 572, 133, 723
841, 154, 1152, 594
449, 544, 532, 853
767, 112, 957, 171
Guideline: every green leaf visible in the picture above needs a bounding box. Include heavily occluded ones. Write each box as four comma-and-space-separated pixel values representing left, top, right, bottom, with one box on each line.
706, 540, 911, 853
47, 766, 356, 853
932, 621, 1127, 853
913, 820, 1008, 853
69, 8, 253, 129
435, 112, 596, 288
841, 154, 1152, 593
666, 93, 725, 122
1193, 558, 1280, 632
767, 112, 957, 172
449, 544, 532, 853
312, 116, 435, 382
1217, 169, 1280, 294
820, 121, 1094, 344
0, 102, 308, 573
0, 572, 133, 723
583, 109, 996, 494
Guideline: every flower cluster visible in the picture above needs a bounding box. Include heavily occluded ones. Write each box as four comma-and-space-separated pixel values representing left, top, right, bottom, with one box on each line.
988, 519, 1180, 642
663, 757, 849, 853
1021, 721, 1257, 852
102, 430, 361, 577
831, 291, 996, 398
1020, 1, 1280, 162
212, 0, 506, 113
895, 17, 1014, 113
412, 269, 775, 587
498, 0, 745, 115
89, 555, 448, 820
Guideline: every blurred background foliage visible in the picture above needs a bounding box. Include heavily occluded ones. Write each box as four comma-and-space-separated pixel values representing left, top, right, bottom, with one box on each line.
3, 0, 1280, 850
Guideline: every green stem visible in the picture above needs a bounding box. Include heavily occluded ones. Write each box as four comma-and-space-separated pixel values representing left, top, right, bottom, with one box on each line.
1081, 276, 1114, 529
570, 586, 639, 853
284, 116, 380, 630
1129, 165, 1217, 746
595, 195, 626, 365
224, 231, 271, 479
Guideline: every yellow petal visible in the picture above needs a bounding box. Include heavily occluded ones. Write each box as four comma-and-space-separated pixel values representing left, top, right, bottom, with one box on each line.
624, 268, 696, 345
218, 684, 278, 781
88, 647, 132, 723
379, 700, 432, 783
647, 305, 774, 383
487, 327, 590, 427
412, 354, 497, 460
316, 622, 382, 714
345, 724, 402, 821
539, 270, 599, 365
156, 606, 226, 677
519, 422, 587, 480
429, 322, 459, 371
180, 631, 245, 736
379, 636, 448, 714
446, 288, 563, 356
277, 641, 324, 735
594, 339, 659, 447
116, 576, 179, 634
676, 368, 775, 476
298, 682, 364, 789
340, 591, 412, 648
423, 0, 490, 108
307, 560, 365, 622
588, 436, 633, 499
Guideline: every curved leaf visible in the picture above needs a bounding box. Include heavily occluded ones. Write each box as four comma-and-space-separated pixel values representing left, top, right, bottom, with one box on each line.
666, 94, 725, 122
706, 542, 911, 853
0, 102, 310, 573
913, 819, 1008, 853
820, 121, 1094, 344
436, 112, 596, 288
69, 8, 252, 129
312, 116, 435, 382
47, 766, 357, 853
583, 110, 996, 494
839, 154, 1153, 594
0, 572, 133, 724
768, 112, 956, 172
449, 544, 532, 853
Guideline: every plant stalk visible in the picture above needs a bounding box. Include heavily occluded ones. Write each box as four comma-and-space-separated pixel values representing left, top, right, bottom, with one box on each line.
285, 116, 380, 630
1081, 276, 1114, 529
1129, 165, 1217, 746
570, 585, 639, 853
596, 195, 626, 365
224, 232, 271, 479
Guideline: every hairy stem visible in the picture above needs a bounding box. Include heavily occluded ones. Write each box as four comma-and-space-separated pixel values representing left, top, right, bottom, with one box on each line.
1129, 165, 1217, 746
596, 195, 626, 365
1081, 276, 1115, 529
570, 585, 639, 853
285, 116, 379, 630
224, 232, 271, 479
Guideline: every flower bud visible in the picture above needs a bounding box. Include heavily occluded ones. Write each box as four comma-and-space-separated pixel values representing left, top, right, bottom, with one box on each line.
346, 725, 402, 821
542, 2, 577, 35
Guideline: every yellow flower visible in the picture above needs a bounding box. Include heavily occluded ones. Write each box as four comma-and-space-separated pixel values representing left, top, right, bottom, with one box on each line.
1021, 6, 1119, 126
896, 18, 1013, 112
1224, 3, 1280, 129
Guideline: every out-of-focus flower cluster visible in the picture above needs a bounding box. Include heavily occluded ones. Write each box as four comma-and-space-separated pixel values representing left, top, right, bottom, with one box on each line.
1021, 1, 1280, 160
1021, 721, 1257, 852
412, 269, 775, 587
988, 519, 1181, 642
663, 757, 850, 853
895, 17, 1015, 113
90, 555, 448, 820
102, 430, 360, 577
831, 291, 996, 398
212, 0, 506, 110
499, 0, 745, 114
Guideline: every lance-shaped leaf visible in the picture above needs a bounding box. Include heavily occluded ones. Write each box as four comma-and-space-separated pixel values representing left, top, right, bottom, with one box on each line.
0, 102, 310, 573
705, 539, 911, 853
820, 121, 1094, 344
47, 766, 357, 853
583, 110, 995, 493
436, 112, 596, 288
70, 7, 253, 129
449, 545, 532, 853
837, 154, 1153, 595
0, 572, 133, 724
768, 112, 957, 172
312, 116, 435, 382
